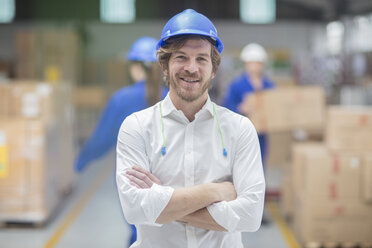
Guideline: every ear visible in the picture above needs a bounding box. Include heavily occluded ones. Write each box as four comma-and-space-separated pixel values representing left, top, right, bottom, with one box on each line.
211, 71, 216, 79
161, 64, 168, 76
163, 68, 168, 76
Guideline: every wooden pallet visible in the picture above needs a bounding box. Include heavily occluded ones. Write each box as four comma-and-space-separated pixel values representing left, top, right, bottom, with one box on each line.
305, 242, 372, 248
0, 220, 46, 228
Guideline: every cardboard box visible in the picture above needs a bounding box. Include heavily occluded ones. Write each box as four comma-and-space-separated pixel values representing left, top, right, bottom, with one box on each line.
302, 151, 362, 201
266, 132, 292, 168
15, 29, 81, 84
291, 142, 370, 202
0, 81, 75, 123
0, 82, 75, 222
0, 84, 11, 118
363, 155, 372, 202
245, 86, 325, 132
0, 82, 55, 122
294, 195, 372, 244
280, 176, 293, 218
74, 86, 107, 108
15, 30, 40, 79
291, 142, 372, 244
0, 120, 59, 223
326, 106, 372, 152
291, 142, 326, 197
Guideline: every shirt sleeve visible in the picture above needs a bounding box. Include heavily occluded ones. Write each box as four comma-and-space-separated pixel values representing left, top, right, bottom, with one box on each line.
222, 83, 240, 113
263, 76, 276, 90
207, 117, 265, 232
116, 114, 174, 226
75, 96, 122, 172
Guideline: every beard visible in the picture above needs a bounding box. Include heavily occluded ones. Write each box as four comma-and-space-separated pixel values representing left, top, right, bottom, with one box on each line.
168, 72, 212, 102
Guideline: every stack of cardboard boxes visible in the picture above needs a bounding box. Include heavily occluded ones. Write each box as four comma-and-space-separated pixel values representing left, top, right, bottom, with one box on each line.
288, 106, 372, 245
245, 85, 325, 133
15, 29, 81, 84
0, 81, 75, 224
245, 85, 372, 244
243, 85, 325, 198
82, 58, 130, 95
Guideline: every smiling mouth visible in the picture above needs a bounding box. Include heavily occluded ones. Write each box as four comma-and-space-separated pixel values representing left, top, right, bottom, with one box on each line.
180, 77, 200, 83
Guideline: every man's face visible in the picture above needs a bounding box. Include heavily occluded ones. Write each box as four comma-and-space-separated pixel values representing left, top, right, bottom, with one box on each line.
164, 38, 215, 103
129, 63, 146, 82
245, 61, 264, 77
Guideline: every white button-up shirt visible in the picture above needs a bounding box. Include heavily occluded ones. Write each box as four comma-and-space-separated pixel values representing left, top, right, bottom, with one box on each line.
116, 94, 265, 248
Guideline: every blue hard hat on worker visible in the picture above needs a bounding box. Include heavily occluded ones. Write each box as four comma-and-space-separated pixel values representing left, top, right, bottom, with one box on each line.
156, 9, 224, 54
127, 37, 158, 62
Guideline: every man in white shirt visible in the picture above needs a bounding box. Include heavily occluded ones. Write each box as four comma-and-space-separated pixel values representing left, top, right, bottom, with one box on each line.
116, 9, 265, 248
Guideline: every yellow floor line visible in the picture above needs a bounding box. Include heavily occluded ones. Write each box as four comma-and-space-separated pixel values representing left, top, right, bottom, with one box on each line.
267, 201, 301, 248
44, 166, 114, 248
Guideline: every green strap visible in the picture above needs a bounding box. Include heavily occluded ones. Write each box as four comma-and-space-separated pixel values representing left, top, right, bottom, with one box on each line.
159, 103, 166, 148
213, 103, 226, 150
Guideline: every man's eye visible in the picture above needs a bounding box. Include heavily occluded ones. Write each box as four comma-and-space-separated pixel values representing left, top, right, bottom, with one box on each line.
176, 56, 186, 60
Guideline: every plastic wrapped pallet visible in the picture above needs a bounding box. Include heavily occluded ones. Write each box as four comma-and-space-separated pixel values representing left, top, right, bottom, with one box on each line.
0, 120, 59, 223
0, 81, 75, 224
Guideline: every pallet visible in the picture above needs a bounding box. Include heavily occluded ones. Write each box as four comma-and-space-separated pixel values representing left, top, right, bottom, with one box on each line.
305, 242, 372, 248
0, 220, 46, 228
0, 183, 75, 229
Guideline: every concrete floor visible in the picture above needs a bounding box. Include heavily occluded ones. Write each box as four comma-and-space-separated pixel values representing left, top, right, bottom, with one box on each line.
0, 153, 293, 248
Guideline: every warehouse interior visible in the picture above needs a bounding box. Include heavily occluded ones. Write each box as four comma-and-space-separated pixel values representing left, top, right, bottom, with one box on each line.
0, 0, 372, 247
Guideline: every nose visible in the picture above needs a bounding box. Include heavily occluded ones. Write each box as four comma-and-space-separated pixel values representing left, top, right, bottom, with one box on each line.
184, 58, 198, 73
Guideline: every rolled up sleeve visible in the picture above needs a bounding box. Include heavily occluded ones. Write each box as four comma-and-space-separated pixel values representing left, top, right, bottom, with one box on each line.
207, 117, 265, 232
207, 201, 240, 231
116, 114, 174, 226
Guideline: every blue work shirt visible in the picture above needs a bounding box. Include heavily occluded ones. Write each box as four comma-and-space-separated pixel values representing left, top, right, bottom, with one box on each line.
223, 72, 275, 166
75, 80, 168, 172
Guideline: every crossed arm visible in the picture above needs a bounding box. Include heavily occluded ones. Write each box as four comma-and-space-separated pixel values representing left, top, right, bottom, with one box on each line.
126, 166, 237, 231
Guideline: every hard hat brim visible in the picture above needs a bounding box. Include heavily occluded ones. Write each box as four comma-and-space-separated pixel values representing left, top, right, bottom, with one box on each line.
156, 31, 224, 54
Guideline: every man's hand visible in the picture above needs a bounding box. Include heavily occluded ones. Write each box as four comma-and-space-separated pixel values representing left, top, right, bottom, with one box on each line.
126, 166, 237, 228
126, 166, 162, 188
126, 166, 236, 202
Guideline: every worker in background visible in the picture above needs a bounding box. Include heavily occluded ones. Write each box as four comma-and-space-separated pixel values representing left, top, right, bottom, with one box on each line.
116, 9, 265, 248
223, 43, 276, 166
74, 36, 168, 246
223, 43, 275, 224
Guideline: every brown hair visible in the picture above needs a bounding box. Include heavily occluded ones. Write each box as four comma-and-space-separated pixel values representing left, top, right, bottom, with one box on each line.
129, 61, 163, 106
144, 62, 163, 106
157, 35, 221, 86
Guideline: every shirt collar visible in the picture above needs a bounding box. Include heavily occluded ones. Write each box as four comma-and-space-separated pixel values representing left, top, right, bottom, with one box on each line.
161, 93, 215, 118
201, 95, 215, 117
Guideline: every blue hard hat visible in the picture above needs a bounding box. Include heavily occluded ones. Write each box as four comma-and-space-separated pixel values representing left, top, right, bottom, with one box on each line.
156, 9, 224, 54
127, 37, 158, 62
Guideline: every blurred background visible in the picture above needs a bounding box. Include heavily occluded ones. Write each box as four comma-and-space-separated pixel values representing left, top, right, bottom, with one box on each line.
0, 0, 372, 247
